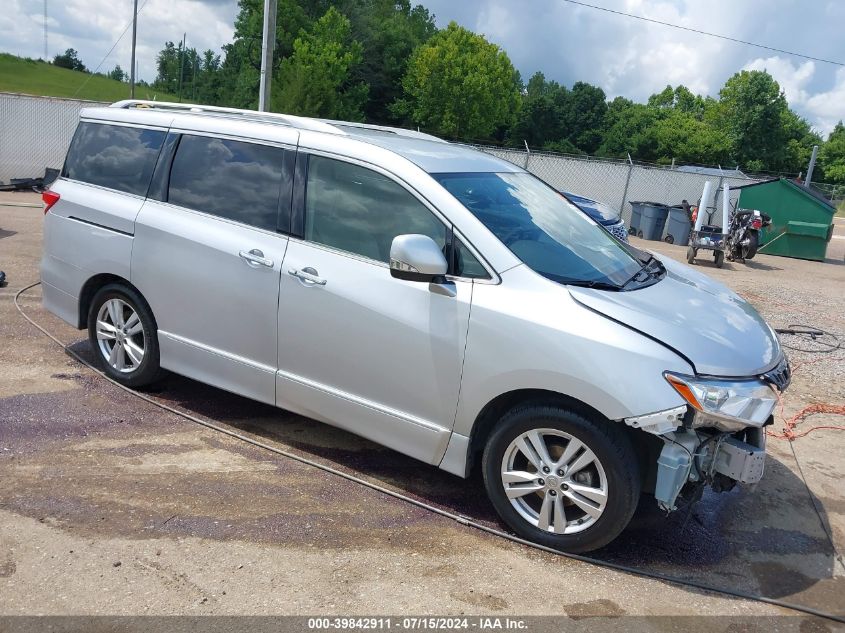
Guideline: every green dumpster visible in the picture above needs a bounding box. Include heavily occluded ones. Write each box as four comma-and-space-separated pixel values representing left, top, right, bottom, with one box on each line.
736, 178, 835, 262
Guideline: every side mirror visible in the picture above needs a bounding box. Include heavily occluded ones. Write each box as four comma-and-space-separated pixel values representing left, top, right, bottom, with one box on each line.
389, 234, 448, 282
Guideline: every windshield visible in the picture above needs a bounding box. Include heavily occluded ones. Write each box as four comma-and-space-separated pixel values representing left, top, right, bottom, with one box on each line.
565, 193, 621, 223
433, 172, 644, 288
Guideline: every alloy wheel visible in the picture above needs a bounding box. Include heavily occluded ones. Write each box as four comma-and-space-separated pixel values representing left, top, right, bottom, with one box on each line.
95, 298, 146, 373
501, 428, 608, 534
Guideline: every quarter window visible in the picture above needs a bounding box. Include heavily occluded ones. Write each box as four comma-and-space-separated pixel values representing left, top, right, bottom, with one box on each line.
63, 122, 165, 196
167, 135, 287, 231
304, 156, 446, 263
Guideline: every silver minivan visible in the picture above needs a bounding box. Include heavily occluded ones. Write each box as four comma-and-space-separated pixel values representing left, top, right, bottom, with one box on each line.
41, 101, 789, 552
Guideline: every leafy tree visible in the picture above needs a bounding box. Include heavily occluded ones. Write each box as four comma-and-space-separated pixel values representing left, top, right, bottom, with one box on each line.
108, 65, 126, 82
220, 0, 312, 108
598, 97, 659, 160
716, 70, 793, 171
273, 7, 367, 120
346, 0, 437, 124
396, 22, 521, 139
820, 122, 845, 184
562, 81, 607, 153
53, 48, 86, 72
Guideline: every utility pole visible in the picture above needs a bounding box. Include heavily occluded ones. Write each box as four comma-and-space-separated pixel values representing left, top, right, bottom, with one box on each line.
804, 145, 819, 187
258, 0, 277, 111
129, 0, 138, 98
178, 32, 186, 103
43, 0, 48, 60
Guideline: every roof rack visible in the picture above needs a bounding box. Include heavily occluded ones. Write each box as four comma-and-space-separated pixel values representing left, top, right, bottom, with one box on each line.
109, 100, 445, 143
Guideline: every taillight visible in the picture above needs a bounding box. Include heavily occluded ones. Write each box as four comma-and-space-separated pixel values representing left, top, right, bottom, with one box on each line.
42, 190, 60, 214
751, 218, 762, 229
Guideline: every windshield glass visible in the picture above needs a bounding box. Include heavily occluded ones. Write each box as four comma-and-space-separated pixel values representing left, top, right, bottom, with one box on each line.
565, 193, 621, 223
433, 172, 643, 287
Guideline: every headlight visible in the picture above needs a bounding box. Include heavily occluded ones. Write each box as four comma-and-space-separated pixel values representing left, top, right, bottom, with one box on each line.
664, 372, 777, 432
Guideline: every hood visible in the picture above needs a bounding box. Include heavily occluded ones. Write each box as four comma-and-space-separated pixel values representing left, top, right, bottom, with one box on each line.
567, 256, 780, 377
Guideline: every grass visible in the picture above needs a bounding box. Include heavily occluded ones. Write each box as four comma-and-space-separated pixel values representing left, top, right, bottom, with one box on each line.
0, 52, 177, 103
837, 201, 845, 218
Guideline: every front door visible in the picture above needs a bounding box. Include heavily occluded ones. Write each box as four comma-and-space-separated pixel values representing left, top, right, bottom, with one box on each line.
276, 154, 472, 464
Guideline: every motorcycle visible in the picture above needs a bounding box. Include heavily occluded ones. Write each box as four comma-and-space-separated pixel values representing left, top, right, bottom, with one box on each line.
726, 208, 771, 262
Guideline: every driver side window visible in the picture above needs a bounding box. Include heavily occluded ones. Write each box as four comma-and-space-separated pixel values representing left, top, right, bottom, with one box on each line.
304, 156, 445, 263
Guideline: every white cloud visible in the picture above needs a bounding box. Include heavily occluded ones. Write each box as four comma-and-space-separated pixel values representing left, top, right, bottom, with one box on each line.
742, 56, 845, 135
424, 0, 845, 135
0, 0, 236, 83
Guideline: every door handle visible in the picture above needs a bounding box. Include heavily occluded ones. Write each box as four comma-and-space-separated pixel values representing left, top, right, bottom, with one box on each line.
288, 267, 327, 286
239, 249, 274, 268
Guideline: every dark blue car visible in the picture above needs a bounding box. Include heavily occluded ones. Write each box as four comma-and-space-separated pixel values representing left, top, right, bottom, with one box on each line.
563, 192, 629, 242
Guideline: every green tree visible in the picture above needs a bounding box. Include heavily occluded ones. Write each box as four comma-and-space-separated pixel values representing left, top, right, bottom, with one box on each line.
273, 6, 367, 120
396, 22, 521, 139
562, 81, 607, 153
716, 70, 793, 171
53, 48, 86, 72
108, 64, 126, 82
598, 97, 659, 160
219, 0, 312, 108
347, 0, 436, 124
820, 122, 845, 184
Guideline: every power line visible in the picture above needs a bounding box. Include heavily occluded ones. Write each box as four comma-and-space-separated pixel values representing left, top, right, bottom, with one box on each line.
72, 0, 150, 98
560, 0, 844, 67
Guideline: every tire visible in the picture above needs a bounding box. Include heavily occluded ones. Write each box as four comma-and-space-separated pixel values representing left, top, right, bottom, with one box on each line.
636, 230, 644, 239
87, 283, 163, 388
743, 232, 759, 260
482, 405, 641, 553
664, 234, 674, 244
686, 246, 696, 264
714, 250, 725, 268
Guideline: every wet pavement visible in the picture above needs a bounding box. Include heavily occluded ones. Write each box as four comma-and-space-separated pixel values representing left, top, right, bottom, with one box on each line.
1, 194, 844, 622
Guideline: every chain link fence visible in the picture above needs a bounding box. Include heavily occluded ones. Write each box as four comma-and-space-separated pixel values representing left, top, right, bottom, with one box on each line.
1, 92, 841, 218
0, 92, 107, 183
471, 145, 766, 230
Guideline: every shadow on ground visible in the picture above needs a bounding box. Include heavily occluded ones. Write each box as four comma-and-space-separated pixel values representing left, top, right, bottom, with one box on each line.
2, 338, 841, 617
133, 350, 844, 614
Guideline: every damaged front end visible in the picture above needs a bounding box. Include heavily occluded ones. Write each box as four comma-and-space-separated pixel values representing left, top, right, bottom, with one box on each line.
625, 357, 789, 512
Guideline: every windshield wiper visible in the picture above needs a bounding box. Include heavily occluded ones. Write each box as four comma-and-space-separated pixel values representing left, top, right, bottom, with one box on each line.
550, 277, 623, 291
621, 256, 664, 288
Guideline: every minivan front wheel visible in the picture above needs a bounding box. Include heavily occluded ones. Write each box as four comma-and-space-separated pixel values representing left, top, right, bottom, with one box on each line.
87, 284, 162, 387
482, 405, 640, 552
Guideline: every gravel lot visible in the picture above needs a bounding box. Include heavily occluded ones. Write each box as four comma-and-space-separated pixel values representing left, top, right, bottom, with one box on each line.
1, 191, 844, 625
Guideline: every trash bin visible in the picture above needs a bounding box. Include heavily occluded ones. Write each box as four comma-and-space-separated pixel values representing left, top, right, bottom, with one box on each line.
628, 202, 644, 235
635, 202, 669, 240
664, 206, 692, 245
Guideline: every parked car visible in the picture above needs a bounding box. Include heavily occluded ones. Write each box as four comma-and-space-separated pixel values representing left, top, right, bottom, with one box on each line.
562, 192, 629, 242
41, 101, 789, 552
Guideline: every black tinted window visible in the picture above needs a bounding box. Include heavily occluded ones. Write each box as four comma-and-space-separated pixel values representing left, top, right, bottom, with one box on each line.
305, 156, 445, 262
452, 237, 489, 279
63, 122, 165, 196
168, 135, 286, 231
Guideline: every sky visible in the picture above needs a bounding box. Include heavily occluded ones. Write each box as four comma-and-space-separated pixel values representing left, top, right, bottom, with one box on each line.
2, 0, 844, 135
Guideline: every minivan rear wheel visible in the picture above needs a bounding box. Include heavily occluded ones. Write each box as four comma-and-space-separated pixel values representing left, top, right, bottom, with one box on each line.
482, 405, 640, 552
87, 284, 162, 388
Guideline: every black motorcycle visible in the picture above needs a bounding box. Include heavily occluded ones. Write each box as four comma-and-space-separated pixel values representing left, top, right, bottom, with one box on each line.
726, 208, 771, 262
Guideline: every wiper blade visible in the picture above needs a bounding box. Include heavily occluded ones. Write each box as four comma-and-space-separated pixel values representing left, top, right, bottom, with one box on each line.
565, 279, 623, 290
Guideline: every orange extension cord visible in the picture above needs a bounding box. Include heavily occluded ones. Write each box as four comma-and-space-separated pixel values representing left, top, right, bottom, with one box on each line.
768, 356, 845, 440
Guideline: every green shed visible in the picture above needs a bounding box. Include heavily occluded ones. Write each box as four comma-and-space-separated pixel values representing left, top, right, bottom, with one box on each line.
735, 178, 835, 262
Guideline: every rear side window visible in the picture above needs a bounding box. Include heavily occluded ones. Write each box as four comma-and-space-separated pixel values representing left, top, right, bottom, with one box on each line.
167, 135, 287, 231
63, 122, 165, 196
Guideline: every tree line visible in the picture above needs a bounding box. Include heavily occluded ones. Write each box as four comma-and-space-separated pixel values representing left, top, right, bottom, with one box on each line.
80, 0, 845, 184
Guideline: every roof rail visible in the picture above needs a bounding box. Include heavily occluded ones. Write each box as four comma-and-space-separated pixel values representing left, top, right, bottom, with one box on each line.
109, 100, 446, 142
109, 100, 343, 134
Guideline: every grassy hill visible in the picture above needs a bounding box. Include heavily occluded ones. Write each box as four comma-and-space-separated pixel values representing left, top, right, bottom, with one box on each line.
0, 53, 178, 103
